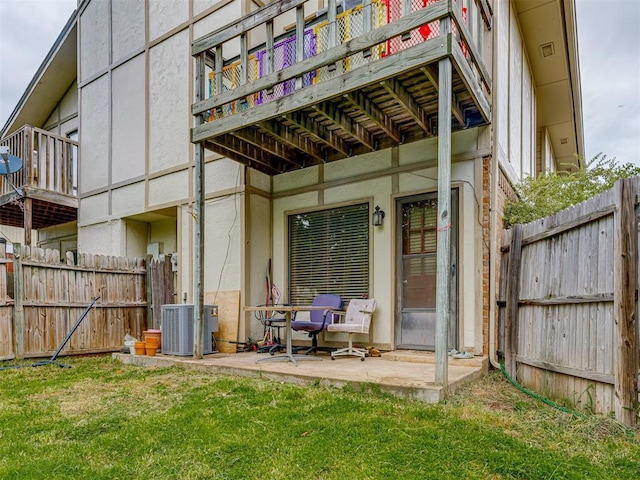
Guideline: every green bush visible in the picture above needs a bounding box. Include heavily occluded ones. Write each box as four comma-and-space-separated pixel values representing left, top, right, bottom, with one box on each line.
504, 154, 640, 227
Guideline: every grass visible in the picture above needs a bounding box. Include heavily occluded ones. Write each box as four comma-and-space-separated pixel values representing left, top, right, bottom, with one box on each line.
0, 356, 638, 480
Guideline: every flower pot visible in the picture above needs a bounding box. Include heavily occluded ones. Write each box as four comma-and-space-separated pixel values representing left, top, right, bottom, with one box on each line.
134, 341, 146, 355
145, 336, 159, 357
146, 345, 158, 357
143, 330, 161, 352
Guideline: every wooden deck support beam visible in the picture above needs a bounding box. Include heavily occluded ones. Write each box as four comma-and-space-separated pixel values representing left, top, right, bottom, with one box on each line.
209, 136, 283, 174
230, 128, 303, 169
285, 112, 351, 158
343, 91, 401, 143
259, 121, 325, 163
194, 53, 206, 359
312, 102, 375, 150
420, 65, 465, 126
23, 197, 32, 247
435, 15, 453, 388
380, 78, 430, 134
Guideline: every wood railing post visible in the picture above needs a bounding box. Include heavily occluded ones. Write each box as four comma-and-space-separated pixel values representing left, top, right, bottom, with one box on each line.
295, 5, 305, 90
505, 224, 523, 378
401, 0, 412, 40
12, 243, 25, 360
362, 0, 372, 57
265, 20, 275, 93
327, 0, 337, 71
25, 126, 33, 187
613, 178, 637, 426
23, 198, 32, 247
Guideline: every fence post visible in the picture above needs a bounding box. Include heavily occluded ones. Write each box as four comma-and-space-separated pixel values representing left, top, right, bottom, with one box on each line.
12, 243, 25, 360
504, 224, 523, 378
613, 178, 637, 427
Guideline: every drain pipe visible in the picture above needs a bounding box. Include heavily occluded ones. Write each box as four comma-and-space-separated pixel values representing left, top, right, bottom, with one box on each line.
487, 12, 500, 370
488, 155, 500, 369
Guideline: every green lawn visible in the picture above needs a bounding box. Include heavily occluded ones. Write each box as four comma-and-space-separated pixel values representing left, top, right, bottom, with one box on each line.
0, 356, 637, 479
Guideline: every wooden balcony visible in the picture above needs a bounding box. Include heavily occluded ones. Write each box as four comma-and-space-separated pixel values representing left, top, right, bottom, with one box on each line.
191, 0, 492, 175
0, 125, 78, 239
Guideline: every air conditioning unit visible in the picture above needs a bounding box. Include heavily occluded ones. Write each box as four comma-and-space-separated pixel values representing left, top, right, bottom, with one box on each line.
161, 304, 219, 356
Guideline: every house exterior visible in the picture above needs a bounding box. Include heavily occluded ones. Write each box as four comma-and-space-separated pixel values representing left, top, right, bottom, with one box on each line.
1, 0, 583, 362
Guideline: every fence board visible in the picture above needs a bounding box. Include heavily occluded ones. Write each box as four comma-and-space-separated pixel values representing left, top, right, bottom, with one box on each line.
0, 244, 13, 359
2, 245, 147, 359
500, 177, 640, 426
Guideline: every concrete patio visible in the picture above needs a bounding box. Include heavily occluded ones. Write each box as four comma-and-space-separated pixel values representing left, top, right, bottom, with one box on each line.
114, 349, 488, 403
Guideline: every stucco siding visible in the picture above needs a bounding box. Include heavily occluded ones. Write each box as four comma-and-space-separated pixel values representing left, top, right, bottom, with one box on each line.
59, 82, 79, 120
150, 219, 177, 254
273, 165, 320, 193
148, 170, 190, 206
80, 0, 110, 82
194, 1, 243, 42
80, 75, 110, 192
112, 55, 146, 184
149, 0, 189, 42
246, 193, 272, 339
112, 0, 145, 63
149, 30, 191, 174
205, 158, 244, 194
399, 130, 479, 167
111, 182, 146, 217
249, 169, 271, 193
203, 195, 242, 291
324, 149, 391, 182
79, 193, 109, 226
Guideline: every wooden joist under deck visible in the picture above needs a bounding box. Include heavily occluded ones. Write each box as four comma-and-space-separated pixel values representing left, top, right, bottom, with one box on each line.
0, 189, 77, 229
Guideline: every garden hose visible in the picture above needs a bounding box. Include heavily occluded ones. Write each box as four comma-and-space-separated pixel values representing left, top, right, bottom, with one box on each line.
499, 362, 585, 418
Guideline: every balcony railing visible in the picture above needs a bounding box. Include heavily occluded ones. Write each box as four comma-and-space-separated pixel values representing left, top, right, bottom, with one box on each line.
0, 125, 78, 199
192, 0, 491, 128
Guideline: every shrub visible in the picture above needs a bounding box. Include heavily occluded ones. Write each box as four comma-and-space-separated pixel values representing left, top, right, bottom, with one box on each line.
503, 154, 640, 227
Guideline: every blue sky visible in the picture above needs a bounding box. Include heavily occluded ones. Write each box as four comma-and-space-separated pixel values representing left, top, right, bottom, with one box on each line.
1, 0, 638, 166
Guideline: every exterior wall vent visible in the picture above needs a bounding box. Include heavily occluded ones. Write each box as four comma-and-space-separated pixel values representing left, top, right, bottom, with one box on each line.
540, 42, 555, 58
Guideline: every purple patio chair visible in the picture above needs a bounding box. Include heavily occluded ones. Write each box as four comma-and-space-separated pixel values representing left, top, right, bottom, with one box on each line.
291, 293, 342, 355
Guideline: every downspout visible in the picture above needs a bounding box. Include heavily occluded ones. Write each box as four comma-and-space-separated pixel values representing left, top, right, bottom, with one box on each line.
487, 0, 500, 369
488, 153, 500, 369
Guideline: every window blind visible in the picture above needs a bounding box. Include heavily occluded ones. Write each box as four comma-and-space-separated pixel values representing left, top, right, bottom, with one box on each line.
289, 203, 369, 305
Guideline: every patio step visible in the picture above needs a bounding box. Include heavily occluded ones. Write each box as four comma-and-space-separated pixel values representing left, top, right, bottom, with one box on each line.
381, 350, 487, 369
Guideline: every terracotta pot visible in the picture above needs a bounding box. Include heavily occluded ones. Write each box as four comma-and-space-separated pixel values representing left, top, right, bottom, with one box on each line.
146, 345, 158, 357
143, 330, 161, 351
134, 341, 146, 355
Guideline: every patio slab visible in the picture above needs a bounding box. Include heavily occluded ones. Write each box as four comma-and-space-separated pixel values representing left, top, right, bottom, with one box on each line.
114, 349, 487, 403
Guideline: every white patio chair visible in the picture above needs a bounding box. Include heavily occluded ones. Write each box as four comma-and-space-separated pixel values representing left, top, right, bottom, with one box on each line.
327, 298, 377, 361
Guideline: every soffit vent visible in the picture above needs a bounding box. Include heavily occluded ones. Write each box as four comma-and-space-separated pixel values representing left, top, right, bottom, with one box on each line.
540, 42, 555, 58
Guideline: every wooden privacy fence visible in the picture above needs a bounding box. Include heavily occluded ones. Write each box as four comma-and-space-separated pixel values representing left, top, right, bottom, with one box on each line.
500, 177, 639, 426
0, 243, 147, 360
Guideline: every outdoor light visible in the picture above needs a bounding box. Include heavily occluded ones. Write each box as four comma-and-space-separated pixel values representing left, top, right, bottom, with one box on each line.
372, 205, 385, 227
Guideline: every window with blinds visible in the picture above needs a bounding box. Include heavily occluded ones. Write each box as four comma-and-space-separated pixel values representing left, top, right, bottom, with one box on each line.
289, 203, 369, 305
